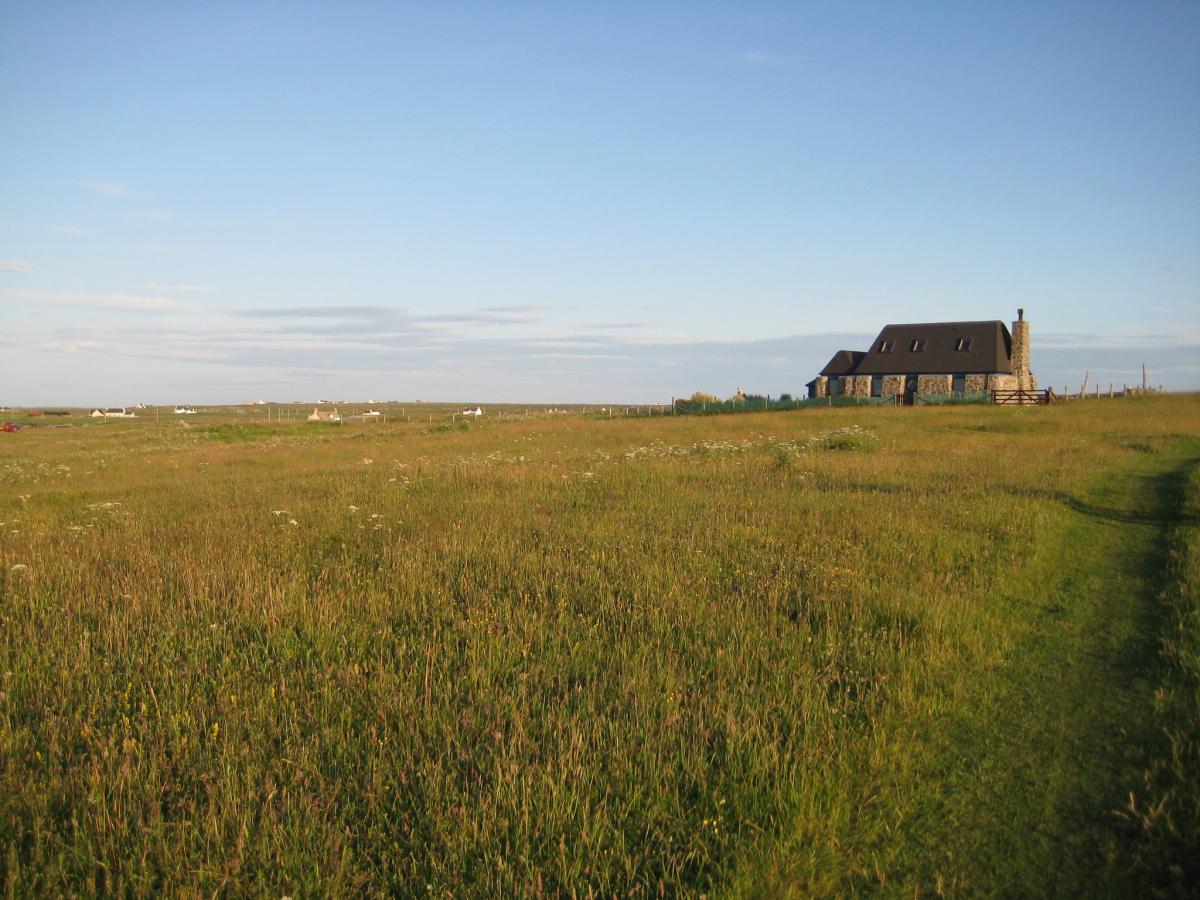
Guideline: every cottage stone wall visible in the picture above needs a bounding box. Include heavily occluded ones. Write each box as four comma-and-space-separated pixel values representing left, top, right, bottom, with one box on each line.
964, 374, 987, 394
917, 374, 952, 395
812, 376, 828, 398
880, 375, 905, 397
986, 374, 1018, 392
842, 375, 872, 397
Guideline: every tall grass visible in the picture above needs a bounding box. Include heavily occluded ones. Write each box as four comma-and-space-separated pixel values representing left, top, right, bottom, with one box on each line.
1, 397, 1197, 894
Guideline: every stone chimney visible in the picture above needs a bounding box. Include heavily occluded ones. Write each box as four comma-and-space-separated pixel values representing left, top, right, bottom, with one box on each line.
1011, 308, 1031, 390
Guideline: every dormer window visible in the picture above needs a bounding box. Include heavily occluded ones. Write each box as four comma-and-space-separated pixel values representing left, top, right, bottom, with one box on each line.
910, 339, 926, 352
955, 337, 972, 351
879, 340, 894, 353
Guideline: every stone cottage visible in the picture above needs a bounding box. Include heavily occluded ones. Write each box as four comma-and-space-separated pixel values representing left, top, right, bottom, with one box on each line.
307, 407, 341, 423
807, 309, 1036, 401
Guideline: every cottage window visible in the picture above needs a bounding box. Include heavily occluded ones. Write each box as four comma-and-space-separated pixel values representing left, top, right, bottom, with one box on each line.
910, 339, 926, 352
879, 340, 894, 353
955, 337, 972, 351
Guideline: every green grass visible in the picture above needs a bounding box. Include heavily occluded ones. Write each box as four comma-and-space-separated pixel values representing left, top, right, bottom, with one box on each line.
1, 396, 1197, 896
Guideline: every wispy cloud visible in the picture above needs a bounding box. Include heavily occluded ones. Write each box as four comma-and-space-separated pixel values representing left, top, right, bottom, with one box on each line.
480, 304, 545, 314
741, 50, 801, 66
0, 289, 189, 312
144, 282, 213, 294
585, 321, 653, 331
9, 316, 1200, 403
232, 305, 406, 320
1039, 327, 1200, 349
0, 261, 32, 273
418, 309, 541, 325
47, 225, 91, 236
78, 179, 153, 200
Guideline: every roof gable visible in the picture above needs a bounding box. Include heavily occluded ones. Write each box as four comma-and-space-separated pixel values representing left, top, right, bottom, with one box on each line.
819, 349, 866, 376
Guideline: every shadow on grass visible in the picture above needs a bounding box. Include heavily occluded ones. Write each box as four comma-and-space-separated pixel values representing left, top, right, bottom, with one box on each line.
999, 464, 1200, 527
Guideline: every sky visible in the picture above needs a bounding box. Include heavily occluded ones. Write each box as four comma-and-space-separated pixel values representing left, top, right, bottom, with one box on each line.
2, 1, 1198, 404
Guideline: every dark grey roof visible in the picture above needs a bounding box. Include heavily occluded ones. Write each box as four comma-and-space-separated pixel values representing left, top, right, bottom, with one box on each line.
851, 320, 1013, 376
819, 350, 867, 376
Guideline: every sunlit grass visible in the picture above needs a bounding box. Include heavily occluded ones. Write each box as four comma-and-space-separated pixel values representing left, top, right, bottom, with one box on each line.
1, 396, 1197, 894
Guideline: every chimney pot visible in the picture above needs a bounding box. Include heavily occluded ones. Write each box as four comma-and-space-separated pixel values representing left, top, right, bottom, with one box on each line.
1018, 308, 1024, 321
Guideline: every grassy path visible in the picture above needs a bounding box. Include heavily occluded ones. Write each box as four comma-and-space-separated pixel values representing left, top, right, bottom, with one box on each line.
753, 440, 1199, 896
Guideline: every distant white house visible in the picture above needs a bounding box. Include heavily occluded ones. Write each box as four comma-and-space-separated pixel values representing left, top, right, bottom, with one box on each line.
307, 407, 341, 423
173, 406, 198, 415
461, 407, 483, 417
361, 409, 382, 417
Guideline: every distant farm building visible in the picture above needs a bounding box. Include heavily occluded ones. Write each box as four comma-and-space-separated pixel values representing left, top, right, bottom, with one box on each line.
461, 407, 483, 417
173, 406, 198, 414
808, 309, 1036, 402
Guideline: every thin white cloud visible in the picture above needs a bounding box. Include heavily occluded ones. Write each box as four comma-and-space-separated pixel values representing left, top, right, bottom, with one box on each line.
144, 282, 213, 294
1039, 326, 1200, 349
741, 51, 801, 66
0, 289, 189, 312
0, 261, 32, 273
47, 225, 91, 236
78, 179, 153, 200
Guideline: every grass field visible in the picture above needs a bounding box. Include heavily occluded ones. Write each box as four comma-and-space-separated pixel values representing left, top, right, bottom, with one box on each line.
2, 396, 1197, 896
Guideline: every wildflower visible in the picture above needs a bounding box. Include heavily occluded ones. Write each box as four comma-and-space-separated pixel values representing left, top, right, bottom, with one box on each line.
10, 563, 28, 572
362, 458, 374, 465
348, 505, 359, 512
288, 519, 299, 526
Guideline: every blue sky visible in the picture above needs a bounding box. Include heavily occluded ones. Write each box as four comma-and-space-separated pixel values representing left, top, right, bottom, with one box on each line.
2, 1, 1198, 403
